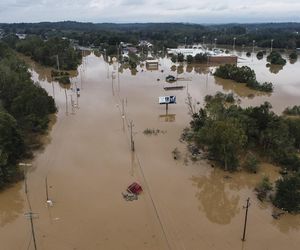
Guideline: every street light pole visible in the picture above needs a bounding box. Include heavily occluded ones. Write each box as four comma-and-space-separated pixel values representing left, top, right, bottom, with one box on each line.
202, 36, 206, 46
103, 49, 106, 61
271, 39, 274, 52
252, 40, 256, 54
214, 38, 217, 49
233, 37, 236, 50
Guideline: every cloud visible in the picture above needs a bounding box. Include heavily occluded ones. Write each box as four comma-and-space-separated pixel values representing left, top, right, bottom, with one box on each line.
0, 0, 299, 23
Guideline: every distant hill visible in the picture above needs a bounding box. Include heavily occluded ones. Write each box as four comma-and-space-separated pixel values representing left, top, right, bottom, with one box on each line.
1, 21, 299, 50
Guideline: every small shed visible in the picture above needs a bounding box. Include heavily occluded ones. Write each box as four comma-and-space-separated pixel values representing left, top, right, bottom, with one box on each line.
146, 59, 159, 70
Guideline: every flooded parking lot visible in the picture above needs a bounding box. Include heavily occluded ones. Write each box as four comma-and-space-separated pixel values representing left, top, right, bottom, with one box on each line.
0, 50, 300, 250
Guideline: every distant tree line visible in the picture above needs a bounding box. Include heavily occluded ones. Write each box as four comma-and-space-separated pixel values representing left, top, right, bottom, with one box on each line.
2, 35, 82, 70
214, 64, 273, 92
283, 105, 300, 116
0, 42, 56, 189
187, 93, 300, 212
1, 22, 300, 55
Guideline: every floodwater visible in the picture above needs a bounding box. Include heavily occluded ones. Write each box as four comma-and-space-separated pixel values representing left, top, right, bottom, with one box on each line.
0, 50, 300, 250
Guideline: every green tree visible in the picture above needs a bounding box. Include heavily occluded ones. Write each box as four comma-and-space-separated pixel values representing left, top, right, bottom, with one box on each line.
244, 153, 259, 173
0, 111, 25, 189
194, 53, 207, 63
267, 51, 286, 65
274, 174, 300, 213
289, 51, 298, 60
171, 54, 177, 63
177, 53, 184, 63
197, 118, 247, 171
255, 176, 273, 201
186, 55, 193, 64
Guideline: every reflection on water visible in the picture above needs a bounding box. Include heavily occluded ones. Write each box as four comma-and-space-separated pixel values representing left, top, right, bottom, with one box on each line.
267, 64, 284, 74
272, 213, 300, 233
159, 113, 176, 122
0, 183, 24, 227
214, 77, 268, 98
177, 65, 184, 75
194, 65, 210, 75
191, 171, 240, 225
190, 164, 280, 225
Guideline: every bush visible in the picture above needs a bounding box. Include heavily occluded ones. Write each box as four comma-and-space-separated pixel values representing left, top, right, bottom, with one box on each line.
186, 55, 193, 64
194, 53, 207, 63
273, 174, 300, 213
177, 53, 184, 63
283, 105, 300, 116
244, 153, 259, 173
255, 176, 273, 201
214, 64, 273, 92
256, 51, 264, 59
289, 52, 298, 60
267, 51, 286, 65
171, 54, 177, 63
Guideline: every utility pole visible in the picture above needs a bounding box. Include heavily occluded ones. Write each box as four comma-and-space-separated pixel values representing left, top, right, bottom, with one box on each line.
64, 89, 68, 115
271, 39, 274, 52
117, 43, 120, 92
242, 197, 251, 241
24, 168, 28, 194
129, 120, 135, 152
74, 80, 79, 108
25, 212, 38, 250
18, 163, 32, 194
111, 72, 115, 96
70, 94, 75, 114
122, 99, 125, 117
45, 176, 53, 207
56, 55, 60, 72
80, 68, 83, 89
233, 37, 236, 50
252, 40, 256, 54
45, 176, 49, 201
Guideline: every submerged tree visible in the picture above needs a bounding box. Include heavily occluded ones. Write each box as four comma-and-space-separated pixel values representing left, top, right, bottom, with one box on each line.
267, 51, 286, 65
273, 174, 300, 213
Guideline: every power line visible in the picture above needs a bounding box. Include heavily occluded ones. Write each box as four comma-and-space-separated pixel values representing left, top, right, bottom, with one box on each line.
111, 83, 173, 250
24, 212, 38, 250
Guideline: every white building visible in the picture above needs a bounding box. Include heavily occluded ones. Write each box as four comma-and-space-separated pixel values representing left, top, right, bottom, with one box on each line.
16, 33, 26, 40
167, 44, 206, 58
139, 40, 153, 48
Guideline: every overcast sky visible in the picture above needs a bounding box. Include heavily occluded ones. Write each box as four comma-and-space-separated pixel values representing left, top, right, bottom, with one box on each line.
0, 0, 300, 23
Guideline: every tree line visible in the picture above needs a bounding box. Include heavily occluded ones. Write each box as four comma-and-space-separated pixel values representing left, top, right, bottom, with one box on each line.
0, 42, 56, 189
214, 64, 274, 92
186, 93, 300, 212
2, 35, 82, 70
1, 22, 300, 55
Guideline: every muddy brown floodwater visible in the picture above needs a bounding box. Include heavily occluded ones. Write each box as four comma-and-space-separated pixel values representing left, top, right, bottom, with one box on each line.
1, 50, 300, 250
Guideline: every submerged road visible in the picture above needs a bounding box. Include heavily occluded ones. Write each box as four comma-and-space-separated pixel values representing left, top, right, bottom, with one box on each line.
1, 53, 300, 250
